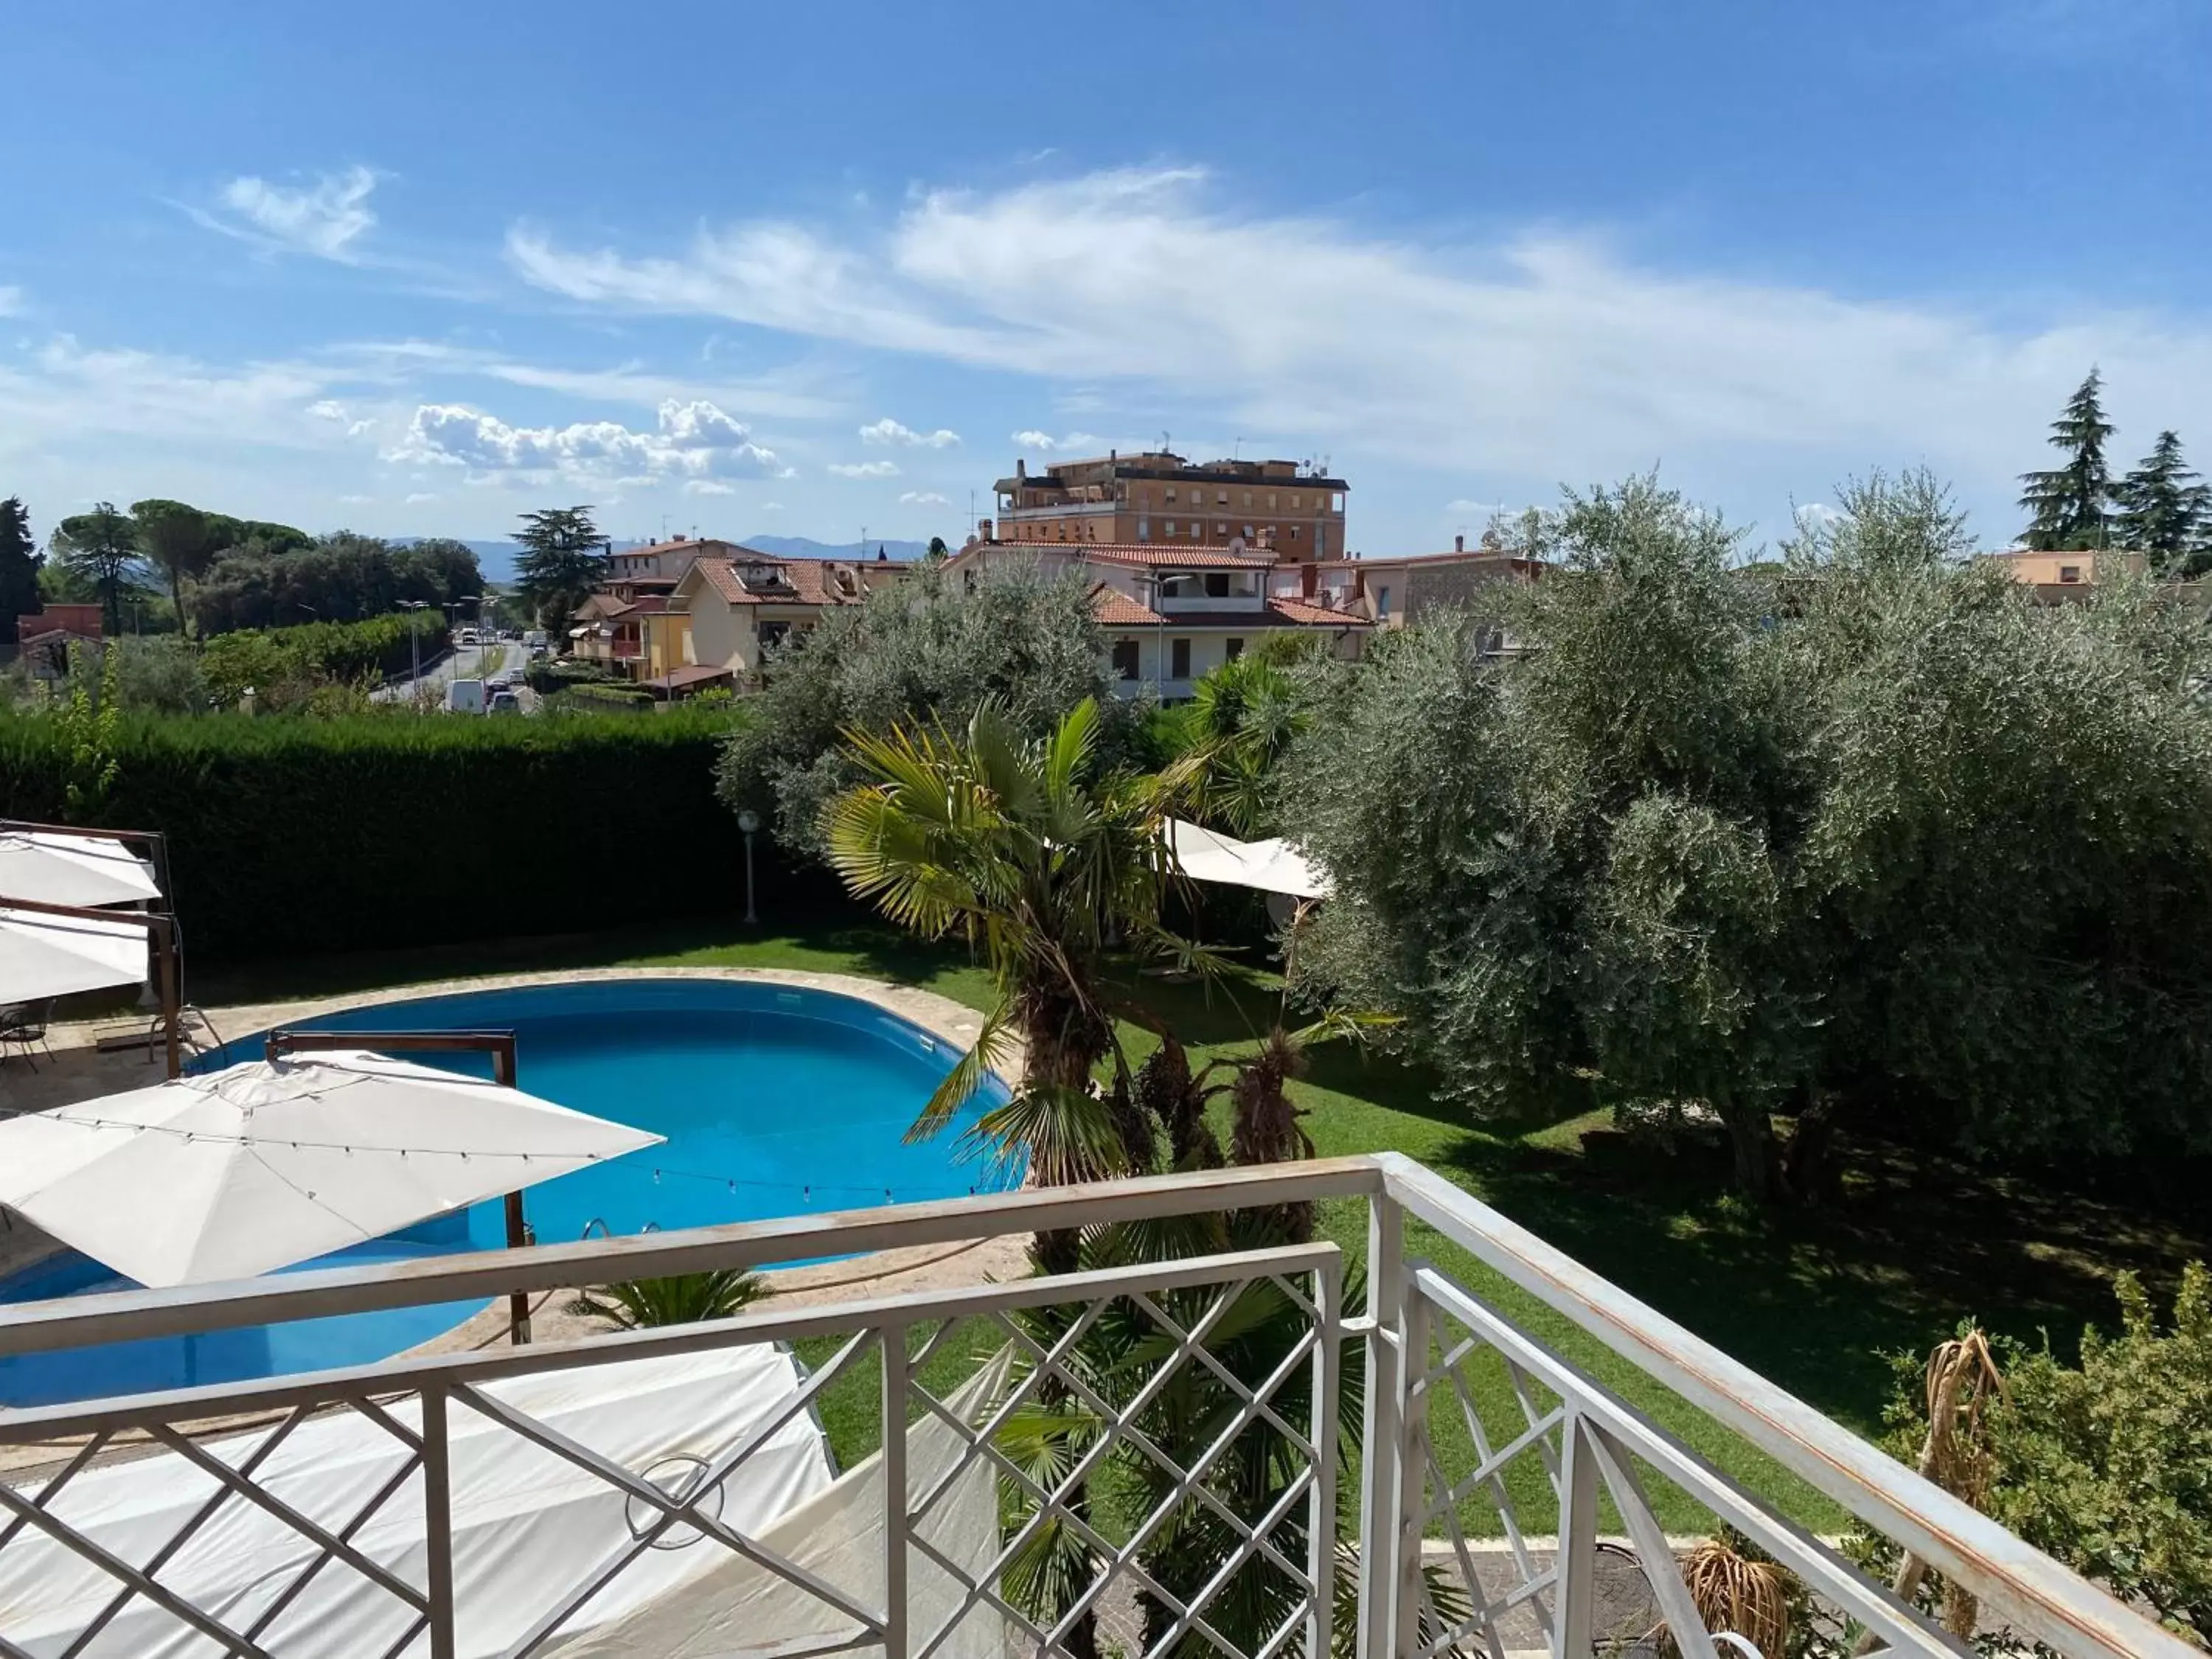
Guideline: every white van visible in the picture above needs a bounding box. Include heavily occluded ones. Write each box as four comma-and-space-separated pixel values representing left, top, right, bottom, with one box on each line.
445, 678, 485, 714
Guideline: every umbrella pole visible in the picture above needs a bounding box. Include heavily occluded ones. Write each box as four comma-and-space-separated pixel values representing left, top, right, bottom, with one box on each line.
490, 1040, 532, 1346
268, 1028, 538, 1345
153, 916, 181, 1080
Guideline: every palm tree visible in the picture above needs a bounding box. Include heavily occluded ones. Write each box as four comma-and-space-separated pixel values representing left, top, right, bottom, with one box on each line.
1164, 653, 1310, 837
568, 1270, 767, 1330
824, 697, 1212, 1271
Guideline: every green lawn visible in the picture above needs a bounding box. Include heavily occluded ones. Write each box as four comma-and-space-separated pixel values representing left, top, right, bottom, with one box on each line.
202, 916, 2212, 1537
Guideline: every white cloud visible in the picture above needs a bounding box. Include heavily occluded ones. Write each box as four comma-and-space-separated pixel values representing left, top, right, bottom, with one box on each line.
1794, 501, 1845, 526
684, 479, 736, 495
861, 417, 960, 448
507, 166, 2212, 516
1011, 428, 1102, 453
827, 459, 900, 478
387, 397, 790, 484
307, 397, 375, 437
404, 491, 438, 504
0, 335, 338, 450
203, 165, 380, 262
759, 501, 785, 512
338, 492, 374, 504
899, 490, 950, 504
1445, 498, 1506, 515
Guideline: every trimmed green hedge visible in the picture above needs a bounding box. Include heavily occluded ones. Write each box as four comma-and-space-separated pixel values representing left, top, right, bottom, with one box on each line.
0, 709, 847, 961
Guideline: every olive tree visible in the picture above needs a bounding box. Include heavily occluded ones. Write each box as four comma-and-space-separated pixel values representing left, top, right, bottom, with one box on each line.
1286, 470, 2212, 1200
717, 555, 1126, 859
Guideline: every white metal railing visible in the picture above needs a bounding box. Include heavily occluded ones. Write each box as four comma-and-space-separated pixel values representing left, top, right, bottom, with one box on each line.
0, 1153, 2190, 1659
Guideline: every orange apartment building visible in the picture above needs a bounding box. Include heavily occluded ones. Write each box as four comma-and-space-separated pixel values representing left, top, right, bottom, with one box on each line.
992, 451, 1351, 561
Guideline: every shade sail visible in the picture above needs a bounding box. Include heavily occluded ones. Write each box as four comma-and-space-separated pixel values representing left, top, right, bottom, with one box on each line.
0, 906, 150, 1004
1166, 818, 1334, 900
0, 1344, 834, 1658
0, 1051, 664, 1288
0, 830, 161, 908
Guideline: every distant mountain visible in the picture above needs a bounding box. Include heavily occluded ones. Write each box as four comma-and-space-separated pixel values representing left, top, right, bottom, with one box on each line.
739, 535, 933, 563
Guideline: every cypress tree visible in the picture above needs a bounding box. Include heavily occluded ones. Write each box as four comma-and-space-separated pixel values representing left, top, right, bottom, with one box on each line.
0, 495, 41, 629
2018, 369, 2115, 551
2115, 429, 2211, 577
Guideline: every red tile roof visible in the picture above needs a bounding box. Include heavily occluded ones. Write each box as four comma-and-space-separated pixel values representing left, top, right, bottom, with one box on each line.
1082, 545, 1280, 569
1087, 585, 1166, 626
687, 554, 871, 607
1267, 596, 1370, 627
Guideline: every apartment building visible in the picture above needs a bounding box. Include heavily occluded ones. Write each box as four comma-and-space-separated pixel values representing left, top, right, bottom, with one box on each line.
947, 533, 1370, 700
992, 451, 1351, 562
1344, 534, 1545, 627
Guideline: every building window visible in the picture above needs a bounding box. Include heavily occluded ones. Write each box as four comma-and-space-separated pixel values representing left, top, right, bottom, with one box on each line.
1191, 521, 1201, 539
1110, 638, 1140, 681
1216, 521, 1228, 535
1137, 516, 1150, 543
758, 620, 791, 650
1225, 637, 1244, 661
1204, 571, 1231, 597
1243, 525, 1254, 540
1165, 521, 1175, 537
1166, 487, 1177, 502
1216, 490, 1228, 504
1316, 528, 1327, 557
1291, 525, 1301, 539
1290, 493, 1302, 509
1332, 493, 1345, 512
2059, 564, 2083, 582
1242, 492, 1253, 508
1375, 585, 1391, 619
1170, 637, 1192, 680
1267, 494, 1277, 510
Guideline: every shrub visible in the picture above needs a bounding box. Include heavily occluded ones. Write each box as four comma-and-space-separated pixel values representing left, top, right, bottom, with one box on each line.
0, 705, 844, 960
1989, 1265, 2212, 1647
109, 636, 212, 715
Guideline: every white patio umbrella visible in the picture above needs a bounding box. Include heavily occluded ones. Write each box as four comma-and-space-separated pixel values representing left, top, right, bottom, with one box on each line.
0, 1049, 664, 1289
0, 905, 151, 1004
0, 829, 161, 908
1166, 818, 1333, 900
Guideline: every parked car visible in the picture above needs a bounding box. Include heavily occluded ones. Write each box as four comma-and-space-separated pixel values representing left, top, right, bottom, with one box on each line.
445, 678, 484, 714
487, 690, 522, 715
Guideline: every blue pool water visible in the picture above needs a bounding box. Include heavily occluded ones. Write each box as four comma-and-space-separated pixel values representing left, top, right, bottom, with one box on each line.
0, 978, 1015, 1405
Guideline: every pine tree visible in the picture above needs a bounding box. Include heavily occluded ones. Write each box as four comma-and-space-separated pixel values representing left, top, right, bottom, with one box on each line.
2018, 369, 2115, 551
2114, 430, 2211, 577
0, 495, 41, 630
512, 506, 608, 633
51, 502, 145, 636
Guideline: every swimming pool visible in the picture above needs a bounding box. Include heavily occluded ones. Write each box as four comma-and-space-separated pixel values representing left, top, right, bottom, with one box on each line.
0, 977, 1015, 1405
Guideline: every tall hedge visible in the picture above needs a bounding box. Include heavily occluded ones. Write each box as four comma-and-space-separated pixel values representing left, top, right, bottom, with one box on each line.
0, 709, 846, 961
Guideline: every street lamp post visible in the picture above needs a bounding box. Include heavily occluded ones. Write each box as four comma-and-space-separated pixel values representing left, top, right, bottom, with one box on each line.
397, 599, 429, 689
736, 810, 761, 925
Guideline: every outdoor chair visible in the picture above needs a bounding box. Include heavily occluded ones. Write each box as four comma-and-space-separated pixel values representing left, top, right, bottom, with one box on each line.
0, 1000, 55, 1072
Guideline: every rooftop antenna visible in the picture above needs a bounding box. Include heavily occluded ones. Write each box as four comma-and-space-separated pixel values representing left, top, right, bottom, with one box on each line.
1160, 430, 1171, 454
1233, 435, 1242, 460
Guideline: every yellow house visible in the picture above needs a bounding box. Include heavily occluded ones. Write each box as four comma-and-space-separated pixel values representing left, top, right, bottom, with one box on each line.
640, 608, 692, 678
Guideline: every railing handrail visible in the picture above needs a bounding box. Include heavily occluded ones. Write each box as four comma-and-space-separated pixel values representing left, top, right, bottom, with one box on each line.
1379, 1154, 2197, 1659
0, 1157, 1386, 1355
0, 1242, 1341, 1441
0, 1150, 2187, 1659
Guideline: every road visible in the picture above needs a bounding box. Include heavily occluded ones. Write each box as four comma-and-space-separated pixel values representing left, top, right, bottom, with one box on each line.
378, 641, 536, 710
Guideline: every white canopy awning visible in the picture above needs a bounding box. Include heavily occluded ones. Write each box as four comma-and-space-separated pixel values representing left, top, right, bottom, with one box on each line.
0, 906, 150, 1004
1166, 818, 1333, 900
0, 1051, 664, 1287
0, 830, 161, 908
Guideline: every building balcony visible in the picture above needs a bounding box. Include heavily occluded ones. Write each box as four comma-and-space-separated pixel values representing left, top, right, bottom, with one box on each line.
0, 1155, 2180, 1658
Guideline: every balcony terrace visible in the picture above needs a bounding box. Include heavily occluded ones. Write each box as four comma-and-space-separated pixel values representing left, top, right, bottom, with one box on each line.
0, 1153, 2183, 1659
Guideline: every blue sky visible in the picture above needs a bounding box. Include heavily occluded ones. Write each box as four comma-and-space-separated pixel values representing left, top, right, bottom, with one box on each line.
6, 0, 2211, 555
